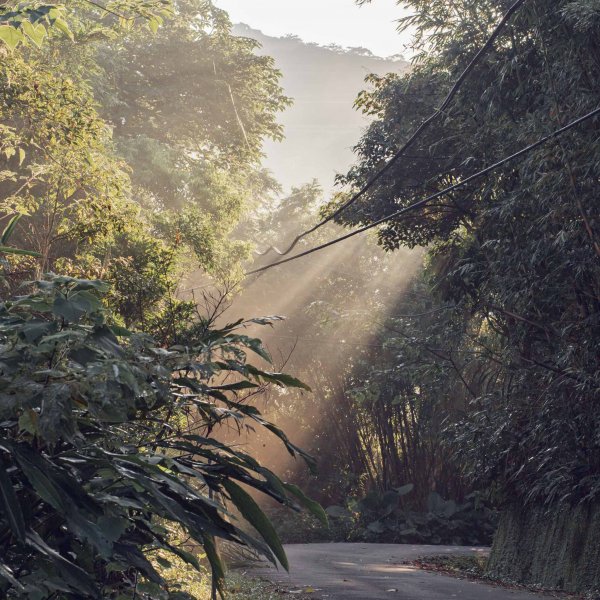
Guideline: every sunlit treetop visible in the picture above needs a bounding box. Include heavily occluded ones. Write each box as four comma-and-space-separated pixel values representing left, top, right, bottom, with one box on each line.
0, 0, 173, 49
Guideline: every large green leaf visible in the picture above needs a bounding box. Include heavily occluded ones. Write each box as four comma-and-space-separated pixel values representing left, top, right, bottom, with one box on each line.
53, 290, 102, 322
395, 483, 414, 496
0, 561, 23, 590
21, 319, 57, 343
21, 20, 47, 47
0, 245, 41, 257
0, 25, 23, 51
12, 445, 70, 512
202, 534, 225, 598
245, 365, 312, 391
223, 479, 289, 571
25, 531, 100, 598
0, 214, 21, 245
0, 460, 26, 541
284, 483, 328, 527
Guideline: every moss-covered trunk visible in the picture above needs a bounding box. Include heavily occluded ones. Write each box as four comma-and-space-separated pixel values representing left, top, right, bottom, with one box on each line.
487, 503, 600, 593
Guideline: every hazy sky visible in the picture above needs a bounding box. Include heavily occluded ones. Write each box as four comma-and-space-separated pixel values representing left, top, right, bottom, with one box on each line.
214, 0, 411, 58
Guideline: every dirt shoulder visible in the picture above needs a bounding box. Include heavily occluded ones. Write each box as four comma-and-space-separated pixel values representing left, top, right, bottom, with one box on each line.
408, 555, 592, 600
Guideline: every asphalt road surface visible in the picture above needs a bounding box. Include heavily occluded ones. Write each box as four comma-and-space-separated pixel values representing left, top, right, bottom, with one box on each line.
250, 543, 553, 600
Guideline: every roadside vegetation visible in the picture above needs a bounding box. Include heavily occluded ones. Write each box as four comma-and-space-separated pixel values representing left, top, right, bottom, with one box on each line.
0, 0, 599, 598
0, 2, 321, 598
246, 3, 600, 578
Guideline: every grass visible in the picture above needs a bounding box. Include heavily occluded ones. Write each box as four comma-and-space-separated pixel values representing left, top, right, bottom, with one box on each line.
156, 539, 305, 599
412, 554, 488, 578
224, 573, 309, 599
189, 572, 311, 600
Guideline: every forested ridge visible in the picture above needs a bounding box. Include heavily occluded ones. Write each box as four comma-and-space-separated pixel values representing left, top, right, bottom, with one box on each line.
0, 0, 599, 598
230, 24, 408, 192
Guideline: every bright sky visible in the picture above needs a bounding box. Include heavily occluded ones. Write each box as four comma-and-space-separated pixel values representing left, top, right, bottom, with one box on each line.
214, 0, 411, 58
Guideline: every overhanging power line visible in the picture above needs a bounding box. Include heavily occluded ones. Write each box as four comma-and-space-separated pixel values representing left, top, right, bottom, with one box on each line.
246, 106, 600, 276
255, 0, 530, 258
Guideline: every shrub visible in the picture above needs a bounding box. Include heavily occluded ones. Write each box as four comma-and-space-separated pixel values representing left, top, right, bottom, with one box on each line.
0, 275, 324, 599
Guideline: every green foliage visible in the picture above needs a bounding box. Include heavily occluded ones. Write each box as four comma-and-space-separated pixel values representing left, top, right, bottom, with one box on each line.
340, 0, 600, 507
0, 1, 173, 50
0, 0, 291, 353
0, 0, 289, 292
243, 185, 470, 520
98, 1, 288, 169
101, 228, 179, 329
0, 53, 131, 277
0, 5, 69, 50
89, 0, 290, 282
346, 490, 497, 546
0, 1, 321, 598
0, 275, 320, 598
269, 489, 497, 547
0, 215, 40, 258
266, 508, 352, 545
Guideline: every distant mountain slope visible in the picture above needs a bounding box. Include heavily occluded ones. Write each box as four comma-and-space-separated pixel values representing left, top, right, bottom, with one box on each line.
232, 24, 409, 194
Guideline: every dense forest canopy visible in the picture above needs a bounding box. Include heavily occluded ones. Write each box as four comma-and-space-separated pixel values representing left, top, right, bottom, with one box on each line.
0, 0, 599, 597
0, 2, 325, 598
334, 0, 600, 505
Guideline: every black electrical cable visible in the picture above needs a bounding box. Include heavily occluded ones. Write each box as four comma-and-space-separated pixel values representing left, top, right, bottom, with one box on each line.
246, 106, 600, 276
255, 0, 530, 258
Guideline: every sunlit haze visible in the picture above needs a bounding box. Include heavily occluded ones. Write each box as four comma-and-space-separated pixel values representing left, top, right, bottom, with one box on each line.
214, 0, 411, 58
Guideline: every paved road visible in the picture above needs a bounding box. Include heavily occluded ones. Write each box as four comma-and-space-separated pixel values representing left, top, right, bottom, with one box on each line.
251, 543, 553, 600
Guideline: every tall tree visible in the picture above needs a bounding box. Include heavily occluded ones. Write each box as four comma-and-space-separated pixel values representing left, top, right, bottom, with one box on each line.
93, 0, 290, 281
0, 51, 131, 280
339, 0, 600, 505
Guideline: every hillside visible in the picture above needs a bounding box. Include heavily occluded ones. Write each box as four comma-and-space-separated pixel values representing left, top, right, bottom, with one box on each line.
232, 24, 409, 193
